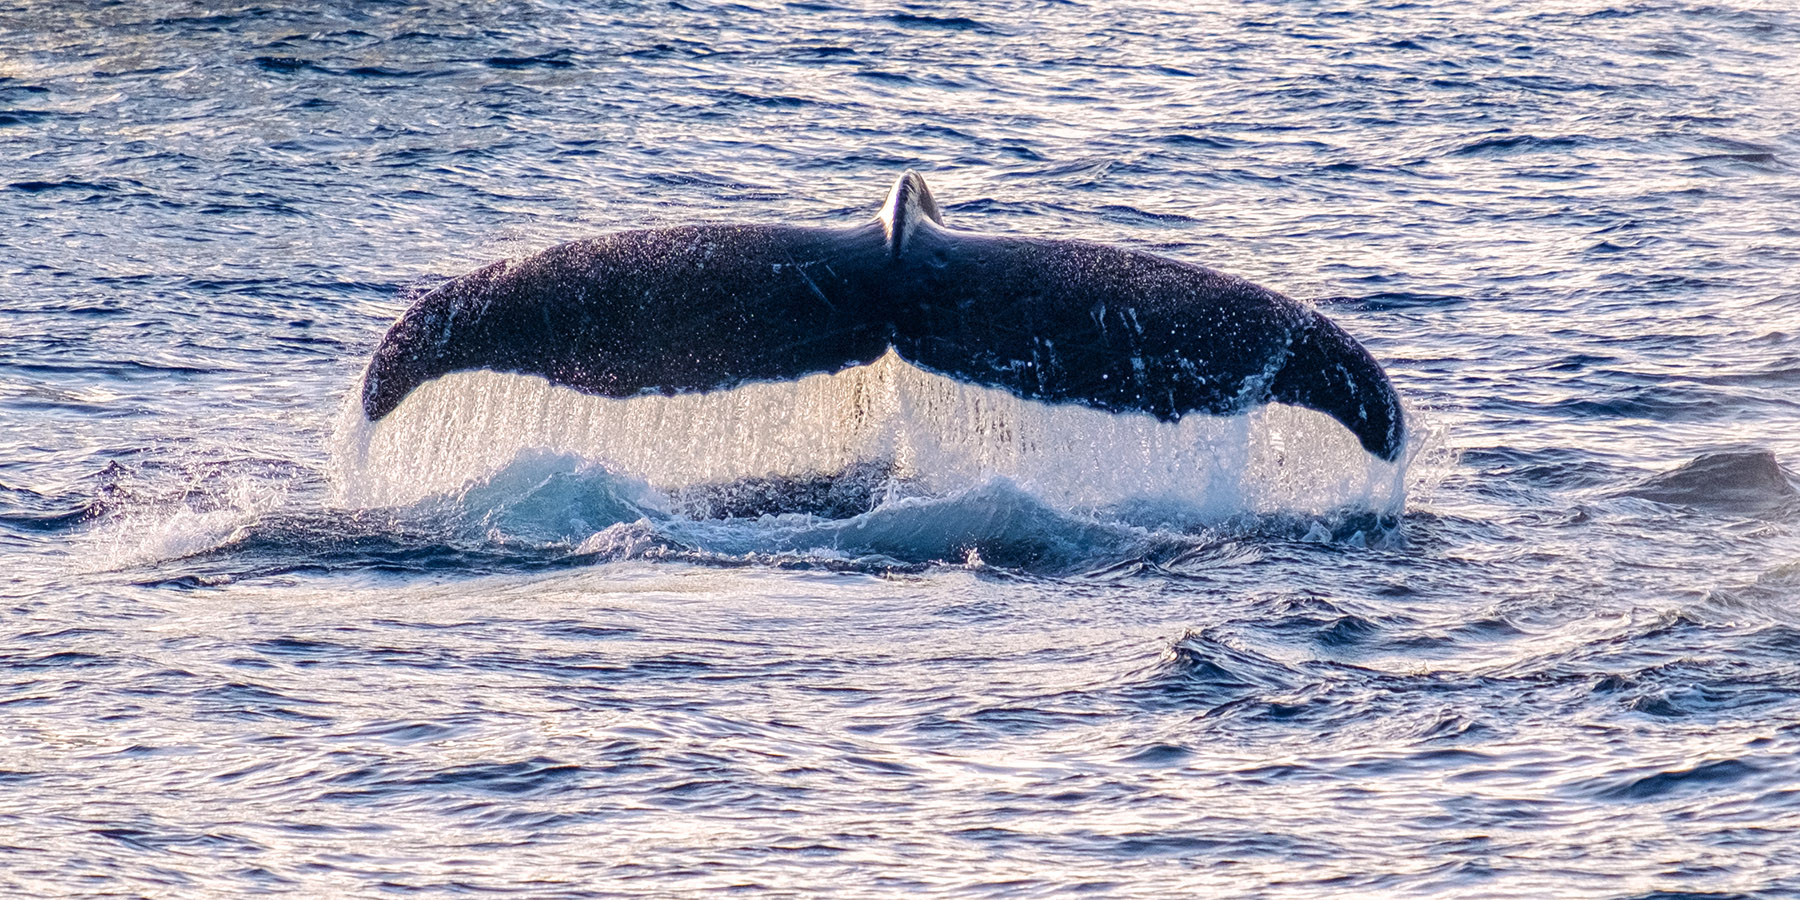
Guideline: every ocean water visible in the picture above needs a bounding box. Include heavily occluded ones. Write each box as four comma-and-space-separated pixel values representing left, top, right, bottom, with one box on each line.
4, 1, 1800, 896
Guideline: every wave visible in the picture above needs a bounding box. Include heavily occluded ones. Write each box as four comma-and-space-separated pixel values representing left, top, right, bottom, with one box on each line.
1621, 450, 1798, 515
86, 450, 1407, 584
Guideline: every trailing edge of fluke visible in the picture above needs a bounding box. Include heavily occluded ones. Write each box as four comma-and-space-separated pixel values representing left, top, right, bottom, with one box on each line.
360, 171, 1406, 461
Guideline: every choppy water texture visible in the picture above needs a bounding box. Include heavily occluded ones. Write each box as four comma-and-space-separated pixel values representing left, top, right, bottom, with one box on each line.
5, 1, 1800, 896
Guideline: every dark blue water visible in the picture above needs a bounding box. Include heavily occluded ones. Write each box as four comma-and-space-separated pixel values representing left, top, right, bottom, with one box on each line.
5, 2, 1800, 896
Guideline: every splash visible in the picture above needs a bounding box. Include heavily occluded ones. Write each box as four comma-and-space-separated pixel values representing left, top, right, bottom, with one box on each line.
82, 464, 300, 572
331, 351, 1411, 520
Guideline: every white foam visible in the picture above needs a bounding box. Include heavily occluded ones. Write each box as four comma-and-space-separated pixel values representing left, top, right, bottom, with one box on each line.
84, 471, 293, 571
330, 350, 1410, 518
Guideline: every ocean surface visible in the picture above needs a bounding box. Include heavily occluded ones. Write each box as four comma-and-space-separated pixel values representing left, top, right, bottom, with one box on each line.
4, 1, 1800, 896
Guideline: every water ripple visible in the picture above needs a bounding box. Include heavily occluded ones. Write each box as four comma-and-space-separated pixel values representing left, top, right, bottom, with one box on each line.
4, 0, 1800, 895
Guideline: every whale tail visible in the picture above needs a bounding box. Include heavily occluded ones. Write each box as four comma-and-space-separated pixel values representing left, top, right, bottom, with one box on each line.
1267, 311, 1406, 461
361, 172, 1407, 463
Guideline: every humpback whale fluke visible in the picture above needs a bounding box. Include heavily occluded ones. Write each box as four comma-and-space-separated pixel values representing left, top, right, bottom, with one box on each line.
361, 171, 1406, 460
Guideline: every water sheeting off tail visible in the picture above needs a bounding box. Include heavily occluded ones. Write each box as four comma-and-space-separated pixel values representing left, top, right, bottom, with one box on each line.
333, 352, 1409, 519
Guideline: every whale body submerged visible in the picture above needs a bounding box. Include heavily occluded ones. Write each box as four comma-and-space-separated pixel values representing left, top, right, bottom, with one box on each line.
361, 171, 1405, 461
